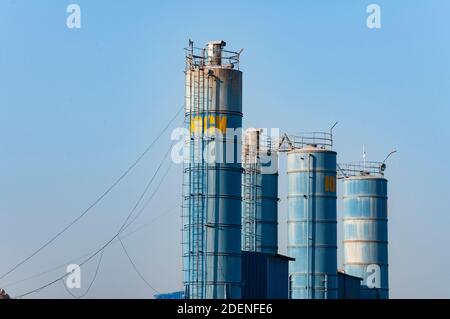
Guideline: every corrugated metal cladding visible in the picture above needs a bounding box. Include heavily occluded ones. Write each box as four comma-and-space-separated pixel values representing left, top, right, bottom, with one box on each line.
287, 147, 338, 299
182, 41, 243, 299
343, 176, 389, 299
241, 251, 293, 299
337, 272, 361, 299
154, 291, 185, 299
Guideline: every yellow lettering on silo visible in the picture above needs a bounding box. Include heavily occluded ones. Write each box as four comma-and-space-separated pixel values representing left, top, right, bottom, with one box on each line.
190, 116, 202, 134
216, 115, 227, 135
207, 115, 216, 135
190, 115, 227, 135
325, 176, 336, 193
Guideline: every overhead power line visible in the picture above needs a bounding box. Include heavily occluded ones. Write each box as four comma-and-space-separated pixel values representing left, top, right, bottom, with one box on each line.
3, 206, 177, 290
123, 161, 173, 231
118, 237, 160, 294
3, 162, 176, 290
0, 105, 183, 282
15, 142, 174, 298
3, 251, 93, 289
62, 250, 105, 299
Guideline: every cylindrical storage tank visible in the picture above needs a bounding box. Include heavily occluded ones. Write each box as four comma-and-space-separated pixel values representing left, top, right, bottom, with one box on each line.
182, 42, 243, 299
287, 146, 338, 299
343, 176, 389, 299
257, 151, 278, 254
241, 129, 279, 255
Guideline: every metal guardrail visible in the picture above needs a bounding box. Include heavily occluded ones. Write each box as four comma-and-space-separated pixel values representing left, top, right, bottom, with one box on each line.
338, 161, 386, 178
185, 46, 241, 70
277, 132, 333, 152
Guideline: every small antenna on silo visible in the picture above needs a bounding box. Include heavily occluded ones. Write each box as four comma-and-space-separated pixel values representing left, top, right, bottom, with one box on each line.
329, 121, 338, 148
330, 121, 338, 134
363, 144, 367, 171
380, 149, 397, 172
383, 150, 397, 164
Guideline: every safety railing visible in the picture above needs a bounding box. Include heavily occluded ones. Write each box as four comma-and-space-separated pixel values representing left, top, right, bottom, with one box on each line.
277, 132, 333, 152
185, 45, 241, 70
338, 161, 386, 178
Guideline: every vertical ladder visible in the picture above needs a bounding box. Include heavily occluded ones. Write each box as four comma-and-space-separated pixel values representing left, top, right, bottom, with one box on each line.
242, 152, 260, 251
187, 61, 209, 299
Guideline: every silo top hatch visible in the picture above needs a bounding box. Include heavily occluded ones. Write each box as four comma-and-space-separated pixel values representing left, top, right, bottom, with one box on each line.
206, 40, 226, 66
185, 40, 242, 70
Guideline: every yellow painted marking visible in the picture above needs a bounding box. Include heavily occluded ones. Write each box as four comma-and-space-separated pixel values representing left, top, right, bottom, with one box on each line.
325, 175, 336, 193
190, 115, 228, 135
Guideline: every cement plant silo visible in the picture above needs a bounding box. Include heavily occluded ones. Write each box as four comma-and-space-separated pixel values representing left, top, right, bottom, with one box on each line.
242, 129, 279, 254
182, 40, 243, 299
283, 133, 338, 299
340, 161, 389, 299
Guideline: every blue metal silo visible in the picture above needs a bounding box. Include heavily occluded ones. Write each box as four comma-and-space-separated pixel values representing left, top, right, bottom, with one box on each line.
258, 150, 279, 254
340, 162, 389, 299
182, 40, 243, 299
284, 134, 338, 299
242, 129, 279, 254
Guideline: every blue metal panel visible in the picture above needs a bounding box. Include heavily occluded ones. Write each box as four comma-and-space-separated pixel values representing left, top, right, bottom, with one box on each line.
182, 65, 243, 299
266, 254, 291, 298
154, 291, 185, 299
343, 177, 389, 299
257, 157, 279, 254
241, 251, 267, 299
241, 251, 292, 299
337, 272, 361, 299
287, 148, 338, 299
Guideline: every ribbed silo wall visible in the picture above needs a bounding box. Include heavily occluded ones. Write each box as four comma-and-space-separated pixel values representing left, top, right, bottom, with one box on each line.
287, 148, 338, 299
182, 66, 243, 299
257, 153, 278, 254
343, 177, 389, 299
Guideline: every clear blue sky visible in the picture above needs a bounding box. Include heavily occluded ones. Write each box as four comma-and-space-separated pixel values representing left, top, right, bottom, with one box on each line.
0, 0, 449, 298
